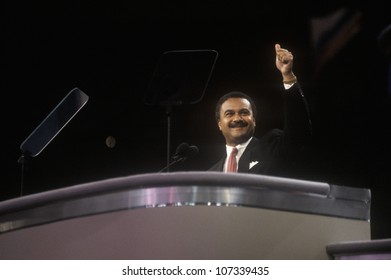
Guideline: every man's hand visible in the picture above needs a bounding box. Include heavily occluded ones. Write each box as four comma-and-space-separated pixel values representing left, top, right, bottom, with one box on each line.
275, 43, 296, 83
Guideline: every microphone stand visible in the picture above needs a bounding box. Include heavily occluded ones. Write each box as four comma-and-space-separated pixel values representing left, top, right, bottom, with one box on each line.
158, 157, 185, 173
165, 104, 172, 172
158, 143, 198, 173
17, 152, 30, 197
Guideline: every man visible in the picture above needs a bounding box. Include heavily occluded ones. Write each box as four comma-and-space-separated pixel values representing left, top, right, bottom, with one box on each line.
208, 44, 312, 176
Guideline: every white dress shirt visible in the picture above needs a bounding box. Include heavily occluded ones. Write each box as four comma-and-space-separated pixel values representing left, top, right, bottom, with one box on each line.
224, 137, 253, 172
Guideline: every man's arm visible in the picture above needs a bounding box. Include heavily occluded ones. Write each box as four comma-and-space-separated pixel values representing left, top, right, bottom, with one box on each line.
275, 44, 312, 162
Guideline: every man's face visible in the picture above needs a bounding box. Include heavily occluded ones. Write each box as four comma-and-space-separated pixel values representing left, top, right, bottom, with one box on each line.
218, 97, 256, 146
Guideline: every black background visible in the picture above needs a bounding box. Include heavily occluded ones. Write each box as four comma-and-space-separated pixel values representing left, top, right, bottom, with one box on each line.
2, 1, 391, 238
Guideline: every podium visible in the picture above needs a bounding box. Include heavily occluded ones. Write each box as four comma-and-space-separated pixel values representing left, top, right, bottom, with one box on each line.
0, 172, 370, 259
327, 238, 391, 259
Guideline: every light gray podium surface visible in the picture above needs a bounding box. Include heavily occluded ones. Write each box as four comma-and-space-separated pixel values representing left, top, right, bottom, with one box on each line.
0, 172, 371, 259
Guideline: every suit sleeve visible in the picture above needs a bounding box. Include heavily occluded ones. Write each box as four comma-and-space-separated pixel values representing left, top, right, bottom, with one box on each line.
280, 82, 312, 160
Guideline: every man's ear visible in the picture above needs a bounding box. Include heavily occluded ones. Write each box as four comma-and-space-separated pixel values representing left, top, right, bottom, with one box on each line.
218, 121, 222, 131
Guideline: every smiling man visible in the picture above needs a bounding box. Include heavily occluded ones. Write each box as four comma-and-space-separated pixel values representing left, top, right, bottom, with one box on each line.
208, 44, 312, 176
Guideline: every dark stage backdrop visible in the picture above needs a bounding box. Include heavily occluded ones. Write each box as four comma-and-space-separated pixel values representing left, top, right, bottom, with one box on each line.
1, 1, 390, 238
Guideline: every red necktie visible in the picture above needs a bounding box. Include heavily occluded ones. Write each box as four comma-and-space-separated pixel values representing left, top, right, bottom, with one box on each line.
226, 147, 238, 172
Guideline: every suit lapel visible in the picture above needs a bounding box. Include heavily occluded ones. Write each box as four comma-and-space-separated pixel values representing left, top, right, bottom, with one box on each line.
238, 138, 260, 173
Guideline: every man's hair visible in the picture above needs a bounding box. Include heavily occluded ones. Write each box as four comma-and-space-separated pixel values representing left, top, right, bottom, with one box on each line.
215, 91, 257, 121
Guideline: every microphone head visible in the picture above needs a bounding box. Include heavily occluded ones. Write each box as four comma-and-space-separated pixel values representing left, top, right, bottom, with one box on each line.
186, 145, 199, 158
160, 142, 198, 172
180, 145, 199, 162
172, 143, 198, 162
176, 142, 189, 155
172, 142, 189, 161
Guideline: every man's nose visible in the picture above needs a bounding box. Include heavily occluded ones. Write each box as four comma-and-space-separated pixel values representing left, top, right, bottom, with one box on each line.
232, 113, 242, 120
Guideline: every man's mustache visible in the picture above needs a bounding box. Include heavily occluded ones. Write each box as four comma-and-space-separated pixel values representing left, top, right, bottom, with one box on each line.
229, 120, 248, 128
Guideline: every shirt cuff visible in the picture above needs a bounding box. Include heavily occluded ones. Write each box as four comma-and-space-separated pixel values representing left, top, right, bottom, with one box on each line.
283, 82, 296, 89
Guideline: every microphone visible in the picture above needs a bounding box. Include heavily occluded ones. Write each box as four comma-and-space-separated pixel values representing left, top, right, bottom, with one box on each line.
175, 143, 199, 163
172, 142, 190, 162
158, 142, 199, 172
185, 145, 199, 160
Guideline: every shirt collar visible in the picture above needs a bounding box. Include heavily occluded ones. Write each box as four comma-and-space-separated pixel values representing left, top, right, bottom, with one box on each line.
225, 137, 253, 157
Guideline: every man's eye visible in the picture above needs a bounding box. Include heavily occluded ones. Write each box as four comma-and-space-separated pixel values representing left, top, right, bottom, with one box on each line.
240, 110, 250, 115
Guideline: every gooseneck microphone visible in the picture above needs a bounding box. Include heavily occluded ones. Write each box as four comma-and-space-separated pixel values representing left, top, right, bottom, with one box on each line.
158, 142, 199, 172
172, 142, 190, 162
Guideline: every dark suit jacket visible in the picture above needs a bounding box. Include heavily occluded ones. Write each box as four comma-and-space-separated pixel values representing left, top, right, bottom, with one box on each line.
208, 82, 311, 177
